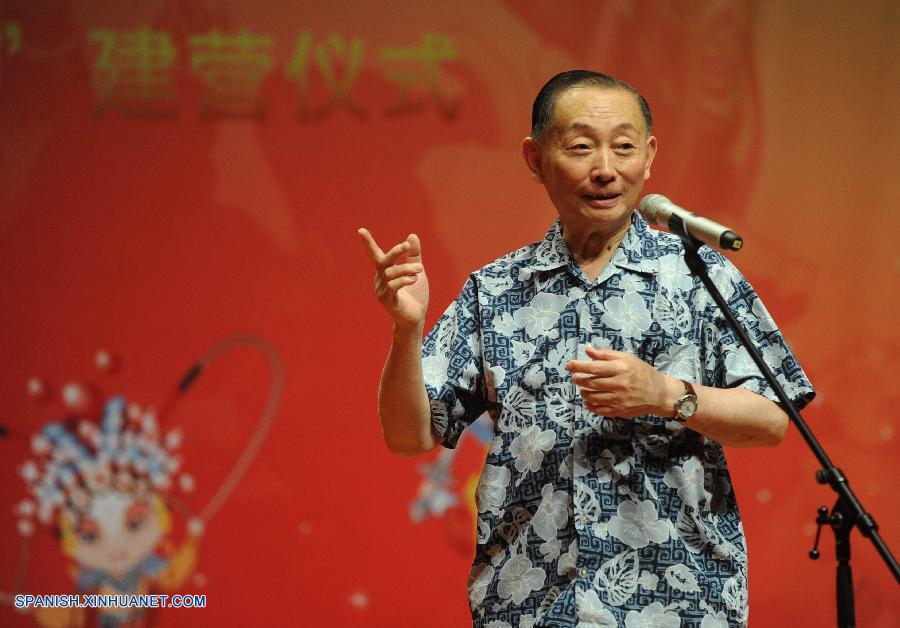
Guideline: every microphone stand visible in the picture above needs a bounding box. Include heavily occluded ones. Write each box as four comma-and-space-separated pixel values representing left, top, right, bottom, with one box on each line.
668, 214, 899, 628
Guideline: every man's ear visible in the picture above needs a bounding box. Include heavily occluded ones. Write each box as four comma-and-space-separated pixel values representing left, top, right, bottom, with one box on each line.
522, 136, 543, 183
644, 135, 658, 181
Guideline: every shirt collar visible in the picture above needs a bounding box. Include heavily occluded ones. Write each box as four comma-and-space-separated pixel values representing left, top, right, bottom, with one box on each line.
526, 210, 662, 277
527, 221, 572, 272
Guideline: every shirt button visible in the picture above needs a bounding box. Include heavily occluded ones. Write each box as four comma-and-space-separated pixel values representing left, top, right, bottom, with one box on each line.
579, 568, 588, 579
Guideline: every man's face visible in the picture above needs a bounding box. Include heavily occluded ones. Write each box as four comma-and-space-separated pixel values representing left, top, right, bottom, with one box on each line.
524, 87, 656, 236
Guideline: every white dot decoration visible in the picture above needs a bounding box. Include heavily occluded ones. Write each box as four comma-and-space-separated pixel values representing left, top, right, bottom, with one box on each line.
26, 377, 46, 399
95, 350, 113, 371
187, 517, 205, 537
179, 473, 195, 493
17, 519, 34, 537
348, 591, 369, 608
61, 382, 90, 411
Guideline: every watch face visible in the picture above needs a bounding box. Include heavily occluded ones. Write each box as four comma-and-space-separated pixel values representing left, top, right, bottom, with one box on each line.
677, 395, 698, 419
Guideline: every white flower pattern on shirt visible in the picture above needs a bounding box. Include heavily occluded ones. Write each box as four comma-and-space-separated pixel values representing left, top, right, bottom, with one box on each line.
513, 292, 571, 339
624, 601, 680, 628
532, 482, 571, 542
607, 499, 670, 549
601, 291, 653, 339
701, 610, 731, 628
497, 549, 547, 605
575, 589, 617, 627
477, 464, 511, 514
510, 426, 557, 474
663, 456, 710, 510
422, 213, 814, 627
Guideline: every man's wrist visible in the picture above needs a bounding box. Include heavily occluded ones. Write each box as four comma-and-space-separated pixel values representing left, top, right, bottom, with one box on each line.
657, 374, 686, 418
392, 320, 425, 342
673, 380, 699, 422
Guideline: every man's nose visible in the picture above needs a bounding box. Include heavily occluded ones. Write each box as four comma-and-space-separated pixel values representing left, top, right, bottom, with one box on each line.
590, 149, 616, 182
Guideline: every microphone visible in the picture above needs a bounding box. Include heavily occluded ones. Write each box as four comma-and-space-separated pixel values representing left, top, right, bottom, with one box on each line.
639, 194, 744, 251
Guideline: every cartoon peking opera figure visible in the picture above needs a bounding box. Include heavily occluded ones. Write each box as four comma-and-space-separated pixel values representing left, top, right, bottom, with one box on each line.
15, 397, 199, 628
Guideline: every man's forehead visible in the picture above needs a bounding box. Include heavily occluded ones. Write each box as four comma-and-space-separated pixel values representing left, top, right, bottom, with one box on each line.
565, 120, 641, 135
551, 87, 646, 134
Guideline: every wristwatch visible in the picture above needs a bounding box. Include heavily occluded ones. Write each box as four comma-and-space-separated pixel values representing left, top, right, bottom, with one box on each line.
673, 380, 698, 422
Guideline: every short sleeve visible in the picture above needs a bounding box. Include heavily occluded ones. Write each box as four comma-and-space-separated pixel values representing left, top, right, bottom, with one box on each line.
700, 252, 816, 411
422, 275, 487, 448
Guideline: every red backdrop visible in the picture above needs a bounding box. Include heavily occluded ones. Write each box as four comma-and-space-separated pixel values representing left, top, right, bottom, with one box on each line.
1, 2, 897, 626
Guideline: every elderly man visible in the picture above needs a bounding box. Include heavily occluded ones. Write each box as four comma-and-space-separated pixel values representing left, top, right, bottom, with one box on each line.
359, 70, 813, 628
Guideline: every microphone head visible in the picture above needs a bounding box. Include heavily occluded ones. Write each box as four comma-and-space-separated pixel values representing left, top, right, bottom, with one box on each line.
638, 194, 670, 224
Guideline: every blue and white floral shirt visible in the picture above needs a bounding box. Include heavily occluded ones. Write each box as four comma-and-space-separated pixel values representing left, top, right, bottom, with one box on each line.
422, 212, 814, 628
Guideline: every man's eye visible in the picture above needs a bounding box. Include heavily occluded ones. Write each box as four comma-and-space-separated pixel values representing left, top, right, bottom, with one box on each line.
617, 143, 635, 150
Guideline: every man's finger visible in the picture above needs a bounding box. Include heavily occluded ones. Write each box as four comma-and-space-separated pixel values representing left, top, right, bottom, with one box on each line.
580, 389, 617, 404
382, 275, 419, 295
357, 228, 385, 264
381, 239, 413, 268
585, 346, 626, 360
571, 374, 621, 391
405, 233, 423, 262
566, 359, 621, 376
383, 263, 424, 282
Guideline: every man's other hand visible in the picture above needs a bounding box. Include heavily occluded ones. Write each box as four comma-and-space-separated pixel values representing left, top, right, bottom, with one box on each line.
566, 346, 680, 418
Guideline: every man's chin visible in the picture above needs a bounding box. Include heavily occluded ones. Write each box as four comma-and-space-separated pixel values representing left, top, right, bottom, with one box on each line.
579, 202, 632, 223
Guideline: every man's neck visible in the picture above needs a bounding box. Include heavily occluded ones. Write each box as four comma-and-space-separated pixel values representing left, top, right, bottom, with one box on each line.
561, 216, 631, 282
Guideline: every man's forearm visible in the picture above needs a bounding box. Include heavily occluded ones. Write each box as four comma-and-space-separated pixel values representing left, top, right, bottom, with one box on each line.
570, 348, 790, 447
669, 378, 789, 448
378, 324, 439, 456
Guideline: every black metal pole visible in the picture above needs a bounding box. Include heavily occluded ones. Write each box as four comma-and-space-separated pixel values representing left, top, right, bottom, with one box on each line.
833, 496, 857, 628
667, 214, 899, 627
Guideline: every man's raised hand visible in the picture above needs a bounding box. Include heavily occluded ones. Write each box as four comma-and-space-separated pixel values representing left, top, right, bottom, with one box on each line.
358, 228, 430, 330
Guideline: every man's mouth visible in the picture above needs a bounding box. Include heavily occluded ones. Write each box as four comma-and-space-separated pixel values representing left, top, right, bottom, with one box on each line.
581, 192, 621, 204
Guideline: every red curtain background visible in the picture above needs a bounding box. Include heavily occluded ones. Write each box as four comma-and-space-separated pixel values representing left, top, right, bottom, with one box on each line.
1, 1, 897, 626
